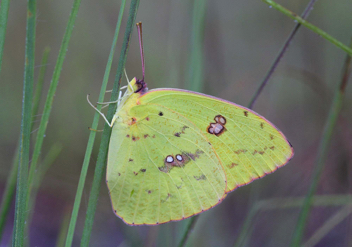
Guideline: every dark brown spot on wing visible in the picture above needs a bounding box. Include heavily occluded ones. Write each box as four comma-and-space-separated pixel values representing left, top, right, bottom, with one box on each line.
270, 134, 274, 140
194, 174, 206, 181
234, 149, 247, 154
260, 122, 264, 129
244, 111, 248, 117
140, 168, 146, 172
227, 163, 238, 169
129, 158, 133, 162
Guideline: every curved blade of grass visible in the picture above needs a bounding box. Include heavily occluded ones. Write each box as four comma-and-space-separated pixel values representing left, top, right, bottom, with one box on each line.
291, 38, 352, 246
0, 0, 11, 75
12, 0, 36, 245
262, 0, 352, 56
234, 195, 352, 247
248, 0, 317, 109
234, 1, 318, 245
0, 46, 50, 241
80, 1, 140, 246
27, 0, 83, 205
63, 1, 127, 246
302, 205, 352, 247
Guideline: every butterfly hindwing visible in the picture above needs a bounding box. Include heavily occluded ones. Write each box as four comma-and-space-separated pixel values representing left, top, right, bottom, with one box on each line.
107, 103, 227, 225
139, 89, 294, 193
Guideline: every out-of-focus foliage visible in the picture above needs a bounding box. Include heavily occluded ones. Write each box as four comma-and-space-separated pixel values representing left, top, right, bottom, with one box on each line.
0, 0, 351, 246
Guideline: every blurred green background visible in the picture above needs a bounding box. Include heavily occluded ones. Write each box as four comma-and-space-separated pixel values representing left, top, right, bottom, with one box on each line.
1, 0, 352, 246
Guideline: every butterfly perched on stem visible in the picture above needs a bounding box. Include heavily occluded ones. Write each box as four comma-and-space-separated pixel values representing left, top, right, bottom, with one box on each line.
94, 22, 294, 225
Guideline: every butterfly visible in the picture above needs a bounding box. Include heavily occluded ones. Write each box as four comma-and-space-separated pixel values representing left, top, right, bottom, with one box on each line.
96, 23, 294, 226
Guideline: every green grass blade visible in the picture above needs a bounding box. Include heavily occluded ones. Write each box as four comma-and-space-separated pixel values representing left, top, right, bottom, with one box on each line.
25, 143, 62, 246
262, 0, 352, 56
187, 0, 207, 92
178, 216, 199, 247
234, 1, 318, 245
0, 46, 50, 242
233, 205, 259, 247
0, 151, 18, 241
248, 0, 317, 109
27, 0, 83, 201
233, 195, 352, 246
80, 1, 140, 246
302, 205, 352, 247
64, 1, 127, 246
56, 206, 72, 247
178, 1, 207, 245
12, 0, 36, 246
0, 0, 11, 75
291, 39, 352, 246
32, 46, 50, 120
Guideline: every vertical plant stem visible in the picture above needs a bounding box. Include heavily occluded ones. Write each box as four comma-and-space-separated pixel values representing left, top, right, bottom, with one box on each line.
178, 216, 199, 247
27, 0, 83, 199
234, 1, 319, 245
0, 47, 50, 241
291, 38, 352, 246
187, 0, 207, 92
80, 1, 140, 246
0, 0, 11, 75
32, 47, 50, 119
56, 206, 72, 247
248, 0, 318, 109
12, 0, 36, 246
178, 1, 207, 245
262, 0, 352, 56
64, 1, 127, 246
233, 205, 259, 247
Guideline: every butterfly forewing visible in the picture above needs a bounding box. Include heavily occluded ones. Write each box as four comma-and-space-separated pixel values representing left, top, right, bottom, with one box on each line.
107, 103, 227, 225
139, 89, 294, 193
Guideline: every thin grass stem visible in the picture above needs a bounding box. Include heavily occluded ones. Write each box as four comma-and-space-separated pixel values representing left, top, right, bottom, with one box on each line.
262, 0, 352, 56
12, 0, 36, 245
0, 46, 50, 241
27, 0, 83, 204
0, 0, 11, 75
187, 0, 207, 92
178, 216, 199, 247
178, 1, 207, 245
291, 38, 352, 246
248, 0, 318, 109
64, 1, 127, 246
31, 47, 50, 120
302, 205, 352, 247
80, 1, 140, 246
233, 195, 352, 246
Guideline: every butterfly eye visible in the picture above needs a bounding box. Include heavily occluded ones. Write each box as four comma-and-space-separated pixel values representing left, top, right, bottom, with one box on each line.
165, 155, 174, 163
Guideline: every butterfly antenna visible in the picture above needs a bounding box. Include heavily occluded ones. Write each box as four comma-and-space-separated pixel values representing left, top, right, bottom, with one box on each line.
136, 22, 145, 81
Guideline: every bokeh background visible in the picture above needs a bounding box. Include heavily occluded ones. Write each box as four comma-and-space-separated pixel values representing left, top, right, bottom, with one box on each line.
1, 0, 352, 246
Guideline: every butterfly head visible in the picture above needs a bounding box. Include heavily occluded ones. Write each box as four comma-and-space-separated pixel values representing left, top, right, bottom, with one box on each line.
128, 77, 148, 95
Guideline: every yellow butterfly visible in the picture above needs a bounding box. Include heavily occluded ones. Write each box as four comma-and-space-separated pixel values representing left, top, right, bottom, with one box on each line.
95, 23, 294, 225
